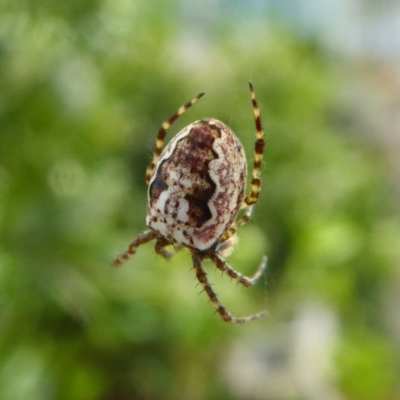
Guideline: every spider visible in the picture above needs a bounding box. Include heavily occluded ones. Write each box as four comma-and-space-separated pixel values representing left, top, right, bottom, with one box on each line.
113, 82, 267, 323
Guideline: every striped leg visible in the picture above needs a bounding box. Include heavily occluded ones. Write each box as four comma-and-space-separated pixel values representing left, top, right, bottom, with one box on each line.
244, 82, 265, 206
218, 84, 264, 253
145, 92, 205, 184
193, 256, 267, 324
219, 205, 254, 245
210, 253, 268, 288
112, 230, 158, 266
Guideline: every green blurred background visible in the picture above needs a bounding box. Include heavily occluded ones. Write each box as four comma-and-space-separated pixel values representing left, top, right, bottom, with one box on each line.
1, 1, 399, 399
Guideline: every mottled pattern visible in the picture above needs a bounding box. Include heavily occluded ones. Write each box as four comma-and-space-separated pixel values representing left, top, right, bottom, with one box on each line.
145, 92, 205, 185
146, 118, 247, 251
113, 82, 267, 324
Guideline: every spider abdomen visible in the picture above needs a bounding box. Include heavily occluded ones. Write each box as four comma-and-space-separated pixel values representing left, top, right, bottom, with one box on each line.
146, 118, 247, 251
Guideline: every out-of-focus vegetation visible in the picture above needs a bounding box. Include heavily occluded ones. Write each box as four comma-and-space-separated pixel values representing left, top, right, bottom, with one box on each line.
1, 1, 399, 399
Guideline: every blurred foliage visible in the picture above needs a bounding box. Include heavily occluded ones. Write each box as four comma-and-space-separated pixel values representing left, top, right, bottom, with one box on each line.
1, 1, 400, 399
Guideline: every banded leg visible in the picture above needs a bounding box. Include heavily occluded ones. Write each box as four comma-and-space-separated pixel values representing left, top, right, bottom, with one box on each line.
244, 82, 265, 206
193, 256, 267, 323
220, 205, 254, 244
145, 92, 205, 184
112, 230, 158, 266
210, 253, 267, 288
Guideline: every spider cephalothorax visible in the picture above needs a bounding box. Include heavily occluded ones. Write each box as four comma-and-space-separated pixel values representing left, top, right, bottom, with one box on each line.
113, 82, 267, 323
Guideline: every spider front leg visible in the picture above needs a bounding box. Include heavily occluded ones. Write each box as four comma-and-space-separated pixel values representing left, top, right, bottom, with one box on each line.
219, 205, 254, 245
244, 81, 265, 206
113, 229, 158, 266
145, 92, 205, 185
193, 255, 267, 324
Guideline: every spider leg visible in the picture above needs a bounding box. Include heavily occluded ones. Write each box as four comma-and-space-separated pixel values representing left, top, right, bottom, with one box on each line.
112, 229, 158, 266
210, 252, 267, 288
193, 256, 267, 323
244, 82, 265, 206
155, 236, 183, 259
219, 205, 254, 244
145, 92, 205, 185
